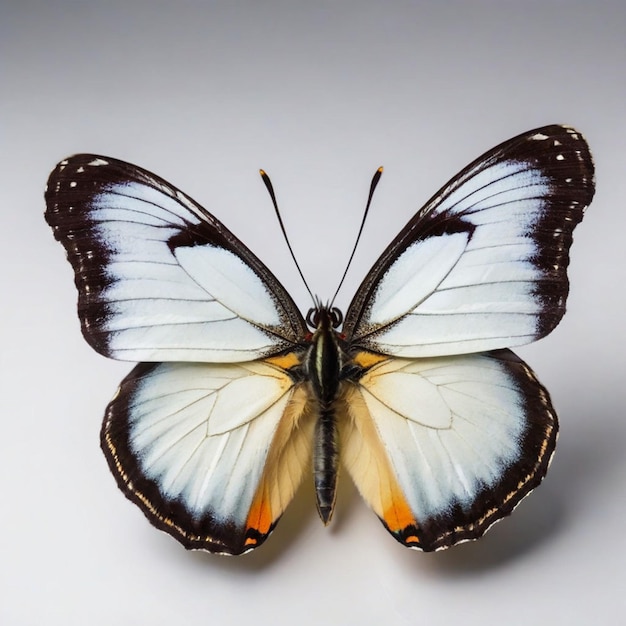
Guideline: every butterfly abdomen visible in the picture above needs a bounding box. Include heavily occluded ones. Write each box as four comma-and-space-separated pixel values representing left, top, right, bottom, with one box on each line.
313, 407, 339, 524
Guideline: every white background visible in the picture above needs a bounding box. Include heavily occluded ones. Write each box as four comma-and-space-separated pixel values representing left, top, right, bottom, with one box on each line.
3, 2, 625, 624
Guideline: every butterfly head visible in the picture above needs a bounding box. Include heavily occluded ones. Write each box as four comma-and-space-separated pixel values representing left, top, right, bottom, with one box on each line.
305, 304, 343, 330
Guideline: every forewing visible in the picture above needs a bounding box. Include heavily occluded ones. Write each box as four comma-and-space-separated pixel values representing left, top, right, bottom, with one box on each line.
101, 360, 315, 555
339, 350, 556, 551
343, 125, 594, 357
45, 155, 307, 362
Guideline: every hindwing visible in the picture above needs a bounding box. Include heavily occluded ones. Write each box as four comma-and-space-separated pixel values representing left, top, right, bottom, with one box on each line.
102, 359, 315, 555
340, 350, 557, 551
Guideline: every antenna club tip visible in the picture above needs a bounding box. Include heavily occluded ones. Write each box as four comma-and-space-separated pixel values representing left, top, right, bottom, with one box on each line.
378, 166, 384, 173
259, 169, 267, 176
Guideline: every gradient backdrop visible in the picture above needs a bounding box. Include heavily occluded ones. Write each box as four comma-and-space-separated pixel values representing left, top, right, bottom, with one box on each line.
2, 2, 625, 624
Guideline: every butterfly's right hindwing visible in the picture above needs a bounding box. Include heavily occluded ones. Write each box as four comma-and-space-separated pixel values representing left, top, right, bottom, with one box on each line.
340, 350, 557, 551
45, 155, 307, 363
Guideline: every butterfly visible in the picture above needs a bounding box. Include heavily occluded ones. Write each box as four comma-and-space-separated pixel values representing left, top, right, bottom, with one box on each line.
45, 125, 594, 555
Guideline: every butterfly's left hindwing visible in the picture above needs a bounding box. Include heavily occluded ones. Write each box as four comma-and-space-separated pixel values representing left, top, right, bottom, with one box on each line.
102, 359, 315, 555
340, 350, 557, 551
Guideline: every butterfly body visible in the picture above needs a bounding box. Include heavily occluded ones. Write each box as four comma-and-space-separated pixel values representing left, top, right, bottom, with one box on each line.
304, 306, 344, 524
46, 125, 594, 555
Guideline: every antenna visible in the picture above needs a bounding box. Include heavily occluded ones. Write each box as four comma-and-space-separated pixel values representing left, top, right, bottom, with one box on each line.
260, 170, 315, 303
330, 166, 383, 306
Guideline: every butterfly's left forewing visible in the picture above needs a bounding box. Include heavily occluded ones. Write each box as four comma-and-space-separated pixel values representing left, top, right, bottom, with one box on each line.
102, 359, 315, 554
340, 350, 557, 551
45, 155, 307, 363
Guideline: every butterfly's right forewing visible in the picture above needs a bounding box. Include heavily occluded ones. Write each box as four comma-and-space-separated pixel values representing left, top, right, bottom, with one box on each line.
343, 125, 594, 358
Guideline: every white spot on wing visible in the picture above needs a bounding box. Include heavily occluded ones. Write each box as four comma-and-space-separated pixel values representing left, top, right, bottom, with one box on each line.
88, 158, 109, 166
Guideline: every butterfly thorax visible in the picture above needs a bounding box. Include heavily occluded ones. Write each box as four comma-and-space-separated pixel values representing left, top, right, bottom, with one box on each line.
305, 305, 346, 524
306, 305, 345, 405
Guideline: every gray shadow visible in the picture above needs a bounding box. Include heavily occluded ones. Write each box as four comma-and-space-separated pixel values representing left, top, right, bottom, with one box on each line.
421, 402, 626, 575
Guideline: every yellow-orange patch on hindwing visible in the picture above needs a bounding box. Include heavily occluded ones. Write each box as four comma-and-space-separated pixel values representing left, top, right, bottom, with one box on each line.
264, 352, 303, 371
351, 350, 389, 370
338, 384, 420, 546
244, 384, 316, 544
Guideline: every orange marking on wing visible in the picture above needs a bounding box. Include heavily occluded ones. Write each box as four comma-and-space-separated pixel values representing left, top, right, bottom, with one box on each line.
265, 352, 302, 371
338, 384, 419, 541
379, 472, 421, 546
382, 488, 417, 533
246, 481, 273, 538
243, 385, 316, 546
352, 351, 388, 370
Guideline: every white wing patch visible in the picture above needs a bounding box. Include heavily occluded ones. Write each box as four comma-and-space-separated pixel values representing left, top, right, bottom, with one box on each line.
433, 159, 547, 218
361, 161, 550, 357
174, 244, 280, 327
92, 182, 284, 362
367, 232, 469, 326
124, 361, 294, 523
357, 354, 526, 520
89, 171, 206, 224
